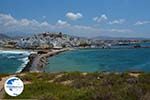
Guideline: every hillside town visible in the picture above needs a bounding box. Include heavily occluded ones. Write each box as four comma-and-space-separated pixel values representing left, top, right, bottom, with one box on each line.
0, 32, 149, 50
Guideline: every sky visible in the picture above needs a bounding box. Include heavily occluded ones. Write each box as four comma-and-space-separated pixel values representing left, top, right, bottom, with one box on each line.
0, 0, 150, 38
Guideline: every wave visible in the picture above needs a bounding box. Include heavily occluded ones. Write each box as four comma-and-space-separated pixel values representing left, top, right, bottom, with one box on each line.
7, 56, 16, 59
16, 57, 30, 73
0, 50, 31, 56
0, 50, 37, 73
16, 52, 37, 73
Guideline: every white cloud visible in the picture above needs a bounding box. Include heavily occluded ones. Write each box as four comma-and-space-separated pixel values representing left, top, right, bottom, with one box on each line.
73, 25, 100, 33
93, 15, 126, 25
93, 14, 108, 22
0, 13, 101, 36
0, 13, 52, 33
41, 21, 49, 26
20, 19, 30, 26
66, 12, 83, 20
0, 13, 38, 27
134, 21, 150, 25
56, 20, 70, 26
0, 13, 17, 26
108, 29, 132, 33
0, 13, 133, 37
108, 19, 125, 24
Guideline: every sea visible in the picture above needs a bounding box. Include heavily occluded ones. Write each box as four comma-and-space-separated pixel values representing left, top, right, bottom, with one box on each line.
45, 43, 150, 73
0, 50, 31, 73
0, 43, 150, 73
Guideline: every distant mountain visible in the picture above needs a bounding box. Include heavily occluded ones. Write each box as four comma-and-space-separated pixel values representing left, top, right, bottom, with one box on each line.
0, 33, 12, 40
0, 33, 26, 40
93, 36, 150, 40
6, 32, 32, 37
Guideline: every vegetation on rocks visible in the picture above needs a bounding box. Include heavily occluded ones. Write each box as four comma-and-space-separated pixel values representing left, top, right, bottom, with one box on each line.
4, 72, 150, 100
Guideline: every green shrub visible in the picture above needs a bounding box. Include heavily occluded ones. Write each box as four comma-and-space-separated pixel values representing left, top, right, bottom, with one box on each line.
3, 72, 150, 100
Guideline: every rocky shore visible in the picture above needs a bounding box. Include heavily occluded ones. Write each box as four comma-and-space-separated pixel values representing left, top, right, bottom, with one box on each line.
21, 48, 71, 73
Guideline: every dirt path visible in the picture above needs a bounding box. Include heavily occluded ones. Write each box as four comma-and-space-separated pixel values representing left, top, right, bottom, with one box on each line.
0, 73, 30, 99
0, 75, 16, 99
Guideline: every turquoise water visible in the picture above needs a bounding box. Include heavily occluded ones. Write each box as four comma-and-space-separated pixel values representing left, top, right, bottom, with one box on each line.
46, 48, 150, 72
1, 44, 150, 73
0, 50, 30, 73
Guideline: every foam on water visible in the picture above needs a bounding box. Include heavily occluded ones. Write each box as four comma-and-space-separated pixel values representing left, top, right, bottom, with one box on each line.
7, 56, 16, 59
16, 52, 37, 73
16, 57, 29, 73
0, 50, 36, 73
0, 50, 30, 55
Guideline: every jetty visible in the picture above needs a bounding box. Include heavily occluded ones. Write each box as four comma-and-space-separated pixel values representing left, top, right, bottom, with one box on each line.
21, 48, 70, 73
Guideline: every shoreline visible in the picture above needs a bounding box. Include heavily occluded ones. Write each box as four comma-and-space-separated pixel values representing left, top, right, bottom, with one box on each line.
0, 47, 150, 73
0, 49, 36, 73
21, 48, 72, 73
0, 47, 72, 73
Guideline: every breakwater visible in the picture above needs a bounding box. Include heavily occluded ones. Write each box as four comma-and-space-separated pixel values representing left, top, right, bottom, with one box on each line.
21, 48, 70, 73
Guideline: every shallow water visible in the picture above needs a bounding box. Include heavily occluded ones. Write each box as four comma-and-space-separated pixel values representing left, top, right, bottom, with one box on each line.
46, 48, 150, 72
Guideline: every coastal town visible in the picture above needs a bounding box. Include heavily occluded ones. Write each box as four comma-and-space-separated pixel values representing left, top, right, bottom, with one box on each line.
0, 32, 149, 50
1, 32, 150, 73
1, 0, 150, 99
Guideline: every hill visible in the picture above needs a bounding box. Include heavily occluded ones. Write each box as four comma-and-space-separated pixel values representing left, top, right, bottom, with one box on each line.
0, 33, 12, 40
93, 36, 150, 40
1, 72, 150, 100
